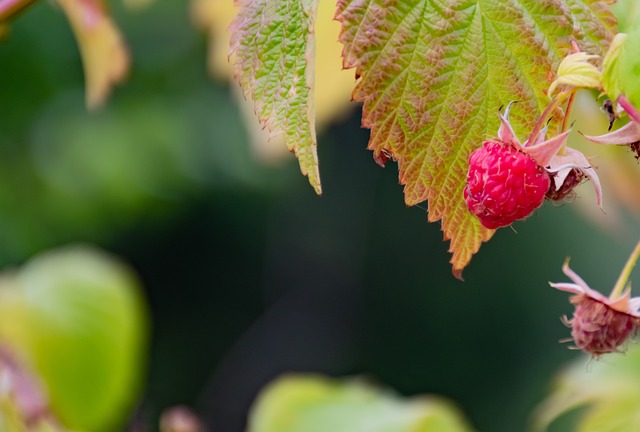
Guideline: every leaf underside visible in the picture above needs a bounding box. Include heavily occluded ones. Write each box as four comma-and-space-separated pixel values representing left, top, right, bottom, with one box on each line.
230, 0, 321, 194
335, 0, 615, 275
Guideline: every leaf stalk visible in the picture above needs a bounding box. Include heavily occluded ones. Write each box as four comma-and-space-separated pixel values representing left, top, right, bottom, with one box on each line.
0, 0, 38, 22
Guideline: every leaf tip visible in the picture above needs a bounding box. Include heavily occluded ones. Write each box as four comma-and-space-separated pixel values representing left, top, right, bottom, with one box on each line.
452, 268, 464, 281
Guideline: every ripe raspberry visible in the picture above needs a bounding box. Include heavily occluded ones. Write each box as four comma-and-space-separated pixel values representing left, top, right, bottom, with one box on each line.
464, 140, 550, 229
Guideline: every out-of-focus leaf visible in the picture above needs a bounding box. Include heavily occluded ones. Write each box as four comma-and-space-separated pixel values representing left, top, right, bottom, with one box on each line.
602, 1, 640, 109
228, 0, 321, 194
335, 0, 616, 275
615, 25, 640, 112
612, 0, 640, 33
579, 394, 640, 432
532, 344, 640, 431
601, 33, 626, 104
248, 375, 474, 432
0, 246, 148, 432
57, 0, 129, 109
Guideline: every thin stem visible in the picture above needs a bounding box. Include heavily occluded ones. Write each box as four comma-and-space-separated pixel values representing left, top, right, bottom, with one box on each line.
557, 91, 577, 156
619, 94, 640, 124
561, 92, 575, 134
527, 91, 570, 146
0, 0, 38, 22
610, 239, 640, 300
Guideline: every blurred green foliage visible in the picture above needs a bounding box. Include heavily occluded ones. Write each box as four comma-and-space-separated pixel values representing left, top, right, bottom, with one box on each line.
534, 344, 640, 431
605, 0, 640, 109
248, 375, 473, 432
0, 0, 287, 266
0, 246, 148, 431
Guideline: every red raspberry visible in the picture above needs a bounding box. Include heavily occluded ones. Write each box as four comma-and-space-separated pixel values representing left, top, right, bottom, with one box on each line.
464, 140, 550, 229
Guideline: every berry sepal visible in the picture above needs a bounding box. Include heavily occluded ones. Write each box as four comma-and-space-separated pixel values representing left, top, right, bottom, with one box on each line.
500, 103, 600, 203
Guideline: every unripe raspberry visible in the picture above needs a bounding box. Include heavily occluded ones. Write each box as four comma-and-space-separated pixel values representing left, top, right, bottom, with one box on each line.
551, 250, 640, 359
564, 294, 639, 356
464, 141, 550, 229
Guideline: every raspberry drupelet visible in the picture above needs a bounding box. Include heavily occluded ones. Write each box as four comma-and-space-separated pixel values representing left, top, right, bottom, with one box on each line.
464, 102, 602, 229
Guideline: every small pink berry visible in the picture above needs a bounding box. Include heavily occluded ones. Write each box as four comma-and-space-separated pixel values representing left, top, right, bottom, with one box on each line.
563, 293, 639, 356
551, 241, 640, 358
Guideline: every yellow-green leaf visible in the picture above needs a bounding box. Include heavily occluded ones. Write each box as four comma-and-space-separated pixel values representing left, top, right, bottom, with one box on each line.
335, 0, 616, 274
601, 33, 628, 104
229, 0, 321, 194
0, 246, 148, 432
248, 375, 474, 432
548, 52, 602, 95
57, 0, 129, 109
191, 0, 354, 165
533, 344, 640, 431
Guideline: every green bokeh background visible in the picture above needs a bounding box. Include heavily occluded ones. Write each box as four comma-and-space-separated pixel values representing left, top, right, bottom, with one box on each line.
1, 1, 639, 431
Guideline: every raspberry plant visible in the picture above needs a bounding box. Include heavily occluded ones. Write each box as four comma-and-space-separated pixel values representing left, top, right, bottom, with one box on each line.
4, 0, 640, 431
231, 0, 618, 277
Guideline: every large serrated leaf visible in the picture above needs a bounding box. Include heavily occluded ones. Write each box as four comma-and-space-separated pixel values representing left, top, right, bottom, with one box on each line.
230, 0, 321, 194
335, 0, 615, 274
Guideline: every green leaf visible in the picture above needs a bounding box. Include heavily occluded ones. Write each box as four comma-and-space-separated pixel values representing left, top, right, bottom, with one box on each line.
548, 52, 602, 95
230, 0, 321, 194
0, 246, 148, 432
611, 0, 640, 33
603, 15, 640, 112
601, 33, 627, 104
248, 374, 474, 432
532, 345, 640, 432
566, 0, 618, 54
335, 0, 616, 274
579, 394, 640, 432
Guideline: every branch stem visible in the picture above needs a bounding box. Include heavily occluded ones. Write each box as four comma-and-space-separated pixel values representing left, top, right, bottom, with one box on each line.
528, 91, 569, 146
0, 0, 38, 22
610, 240, 640, 300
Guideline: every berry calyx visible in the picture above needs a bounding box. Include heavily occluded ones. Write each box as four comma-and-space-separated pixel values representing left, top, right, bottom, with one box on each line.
546, 168, 584, 201
464, 140, 550, 229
